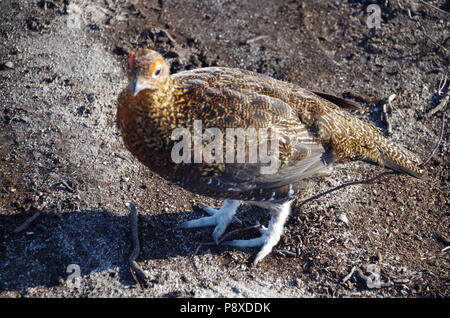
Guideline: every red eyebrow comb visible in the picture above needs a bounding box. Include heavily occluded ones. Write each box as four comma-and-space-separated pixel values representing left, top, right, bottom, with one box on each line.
129, 51, 136, 68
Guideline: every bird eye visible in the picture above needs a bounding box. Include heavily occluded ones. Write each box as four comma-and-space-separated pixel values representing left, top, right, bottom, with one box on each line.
152, 65, 162, 78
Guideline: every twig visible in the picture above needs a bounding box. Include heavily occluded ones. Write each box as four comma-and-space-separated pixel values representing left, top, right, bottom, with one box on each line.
438, 74, 448, 96
421, 112, 446, 166
114, 152, 130, 161
380, 94, 396, 135
415, 19, 449, 53
297, 171, 397, 209
246, 35, 269, 45
191, 224, 264, 255
342, 266, 357, 283
275, 249, 297, 258
13, 211, 41, 233
159, 28, 178, 46
423, 32, 449, 53
434, 232, 450, 246
388, 93, 405, 118
418, 0, 450, 16
218, 224, 264, 244
425, 95, 449, 118
128, 201, 148, 288
381, 106, 391, 134
52, 181, 75, 193
355, 267, 393, 289
61, 180, 75, 192
407, 9, 415, 20
193, 243, 204, 256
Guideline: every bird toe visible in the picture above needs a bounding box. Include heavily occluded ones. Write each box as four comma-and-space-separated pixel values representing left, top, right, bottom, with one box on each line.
202, 205, 219, 216
178, 215, 217, 228
222, 236, 267, 248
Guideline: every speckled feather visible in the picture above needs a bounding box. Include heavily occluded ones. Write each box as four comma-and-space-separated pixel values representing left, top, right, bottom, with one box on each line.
117, 52, 423, 203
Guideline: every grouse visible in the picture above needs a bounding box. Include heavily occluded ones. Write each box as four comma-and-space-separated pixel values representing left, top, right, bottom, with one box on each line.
117, 49, 424, 265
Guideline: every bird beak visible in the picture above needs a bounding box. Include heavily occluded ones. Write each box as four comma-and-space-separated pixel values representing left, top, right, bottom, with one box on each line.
130, 77, 156, 96
130, 79, 141, 96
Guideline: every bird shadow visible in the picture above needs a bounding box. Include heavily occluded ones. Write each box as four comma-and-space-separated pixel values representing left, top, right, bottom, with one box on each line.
0, 207, 252, 293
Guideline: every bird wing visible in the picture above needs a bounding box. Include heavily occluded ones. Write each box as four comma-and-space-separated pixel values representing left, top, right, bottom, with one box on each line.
171, 68, 333, 194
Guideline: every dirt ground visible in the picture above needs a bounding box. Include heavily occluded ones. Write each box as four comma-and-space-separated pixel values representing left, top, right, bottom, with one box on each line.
0, 0, 448, 298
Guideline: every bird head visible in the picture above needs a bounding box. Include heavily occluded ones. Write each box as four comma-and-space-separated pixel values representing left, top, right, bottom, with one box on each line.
127, 49, 170, 96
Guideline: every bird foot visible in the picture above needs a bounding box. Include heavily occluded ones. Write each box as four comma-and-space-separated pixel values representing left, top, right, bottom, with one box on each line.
178, 200, 241, 244
222, 200, 292, 266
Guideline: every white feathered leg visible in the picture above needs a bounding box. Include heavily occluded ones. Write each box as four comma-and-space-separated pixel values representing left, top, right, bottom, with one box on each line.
178, 199, 240, 244
223, 200, 292, 265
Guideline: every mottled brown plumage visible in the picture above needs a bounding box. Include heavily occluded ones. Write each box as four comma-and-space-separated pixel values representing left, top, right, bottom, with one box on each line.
117, 49, 424, 264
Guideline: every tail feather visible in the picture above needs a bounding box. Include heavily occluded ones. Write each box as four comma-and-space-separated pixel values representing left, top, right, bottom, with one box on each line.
306, 98, 425, 179
322, 112, 425, 179
312, 91, 362, 112
376, 140, 425, 178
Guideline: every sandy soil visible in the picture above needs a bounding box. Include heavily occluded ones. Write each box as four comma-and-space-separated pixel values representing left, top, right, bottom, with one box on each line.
0, 0, 448, 298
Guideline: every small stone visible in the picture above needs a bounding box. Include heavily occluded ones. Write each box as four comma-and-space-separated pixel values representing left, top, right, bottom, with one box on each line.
4, 61, 14, 68
337, 213, 349, 225
231, 287, 240, 294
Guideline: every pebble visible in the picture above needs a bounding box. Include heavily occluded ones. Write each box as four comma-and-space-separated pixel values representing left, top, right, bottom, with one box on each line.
4, 61, 14, 68
337, 213, 349, 225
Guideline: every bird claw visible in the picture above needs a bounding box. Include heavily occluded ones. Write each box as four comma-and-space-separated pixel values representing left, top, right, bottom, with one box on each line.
256, 223, 268, 235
